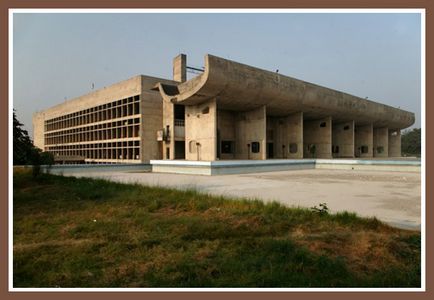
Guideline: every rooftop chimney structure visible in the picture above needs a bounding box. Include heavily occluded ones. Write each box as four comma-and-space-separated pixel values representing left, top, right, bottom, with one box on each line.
173, 54, 187, 82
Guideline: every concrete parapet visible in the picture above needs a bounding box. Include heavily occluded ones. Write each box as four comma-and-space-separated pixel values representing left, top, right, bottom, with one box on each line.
150, 158, 420, 175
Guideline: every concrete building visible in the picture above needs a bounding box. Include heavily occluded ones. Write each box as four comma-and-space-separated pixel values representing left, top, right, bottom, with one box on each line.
33, 54, 415, 164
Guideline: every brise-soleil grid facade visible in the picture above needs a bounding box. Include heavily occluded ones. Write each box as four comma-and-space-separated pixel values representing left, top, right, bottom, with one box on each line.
44, 95, 141, 163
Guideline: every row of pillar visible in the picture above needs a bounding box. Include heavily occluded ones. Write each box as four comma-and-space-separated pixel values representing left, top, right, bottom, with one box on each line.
166, 99, 402, 161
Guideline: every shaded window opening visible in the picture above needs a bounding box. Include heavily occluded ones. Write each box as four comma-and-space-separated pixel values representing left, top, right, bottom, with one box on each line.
332, 145, 340, 153
289, 143, 298, 154
361, 145, 369, 154
343, 125, 350, 130
189, 141, 197, 154
320, 122, 326, 127
251, 142, 260, 153
201, 107, 209, 114
377, 146, 384, 154
221, 141, 234, 154
174, 105, 185, 120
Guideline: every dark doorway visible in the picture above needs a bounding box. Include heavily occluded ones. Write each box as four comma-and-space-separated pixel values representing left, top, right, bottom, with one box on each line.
175, 141, 185, 159
267, 143, 274, 159
174, 105, 185, 120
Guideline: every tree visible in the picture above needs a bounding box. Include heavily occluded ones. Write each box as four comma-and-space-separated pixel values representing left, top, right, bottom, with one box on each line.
13, 109, 55, 169
401, 128, 421, 157
13, 109, 35, 165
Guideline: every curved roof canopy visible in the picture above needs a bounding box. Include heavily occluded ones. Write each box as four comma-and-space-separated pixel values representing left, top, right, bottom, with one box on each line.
155, 54, 415, 129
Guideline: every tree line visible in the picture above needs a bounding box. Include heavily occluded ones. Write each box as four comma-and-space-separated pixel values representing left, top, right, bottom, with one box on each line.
401, 128, 421, 157
13, 110, 54, 167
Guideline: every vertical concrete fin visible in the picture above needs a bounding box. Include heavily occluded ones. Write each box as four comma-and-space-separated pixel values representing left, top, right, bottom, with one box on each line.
355, 123, 373, 158
185, 98, 217, 161
287, 112, 303, 159
388, 129, 401, 157
173, 54, 187, 83
303, 116, 332, 158
234, 105, 267, 160
332, 120, 355, 158
373, 127, 389, 157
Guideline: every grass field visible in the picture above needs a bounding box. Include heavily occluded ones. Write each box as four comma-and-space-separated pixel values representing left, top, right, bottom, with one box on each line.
13, 169, 421, 288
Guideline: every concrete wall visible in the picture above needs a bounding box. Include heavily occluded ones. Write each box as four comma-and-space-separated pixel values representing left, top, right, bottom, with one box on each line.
355, 124, 373, 158
287, 112, 304, 159
332, 121, 355, 158
35, 76, 143, 121
388, 129, 401, 157
235, 106, 267, 160
266, 112, 303, 159
32, 112, 45, 150
185, 98, 217, 161
303, 116, 332, 158
373, 127, 389, 157
140, 76, 165, 162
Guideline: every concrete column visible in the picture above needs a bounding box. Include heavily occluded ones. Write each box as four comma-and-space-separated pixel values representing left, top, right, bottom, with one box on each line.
287, 112, 303, 159
266, 117, 276, 158
235, 106, 267, 160
373, 127, 389, 158
388, 129, 401, 157
303, 116, 332, 158
185, 98, 217, 161
162, 101, 175, 160
332, 120, 355, 158
32, 112, 45, 150
355, 124, 373, 158
173, 54, 187, 83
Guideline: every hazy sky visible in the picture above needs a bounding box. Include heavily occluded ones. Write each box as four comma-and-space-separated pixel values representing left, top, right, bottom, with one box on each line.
13, 12, 422, 138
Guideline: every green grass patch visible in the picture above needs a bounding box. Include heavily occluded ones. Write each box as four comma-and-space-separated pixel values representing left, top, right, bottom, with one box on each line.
13, 170, 421, 287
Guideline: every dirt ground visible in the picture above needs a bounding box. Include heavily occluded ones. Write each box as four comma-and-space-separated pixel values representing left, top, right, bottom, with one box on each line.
67, 169, 421, 230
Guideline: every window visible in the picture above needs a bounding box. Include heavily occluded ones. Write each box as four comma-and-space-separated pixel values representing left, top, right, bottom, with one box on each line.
201, 107, 209, 114
320, 122, 327, 128
332, 145, 340, 154
189, 141, 197, 153
289, 143, 298, 154
343, 125, 350, 131
221, 141, 234, 154
251, 142, 260, 153
377, 146, 384, 154
361, 145, 369, 154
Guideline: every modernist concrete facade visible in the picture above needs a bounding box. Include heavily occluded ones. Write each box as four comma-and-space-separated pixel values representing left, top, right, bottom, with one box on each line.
33, 54, 414, 164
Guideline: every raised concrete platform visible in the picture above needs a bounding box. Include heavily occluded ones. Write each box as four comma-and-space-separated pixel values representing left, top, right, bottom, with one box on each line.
41, 163, 151, 175
150, 159, 316, 175
150, 159, 421, 175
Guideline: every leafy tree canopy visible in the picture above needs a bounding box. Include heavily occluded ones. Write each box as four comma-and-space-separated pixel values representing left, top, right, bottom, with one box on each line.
13, 109, 54, 166
401, 128, 421, 157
